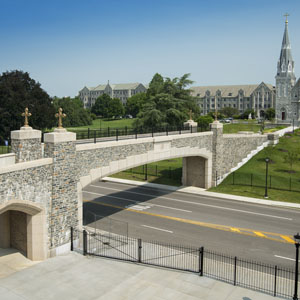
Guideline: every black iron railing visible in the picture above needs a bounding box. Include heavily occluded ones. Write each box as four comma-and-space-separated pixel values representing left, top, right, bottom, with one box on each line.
70, 124, 210, 143
0, 138, 11, 155
71, 228, 298, 299
228, 171, 300, 193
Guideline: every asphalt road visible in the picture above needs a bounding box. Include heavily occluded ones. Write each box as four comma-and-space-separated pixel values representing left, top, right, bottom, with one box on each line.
82, 180, 300, 268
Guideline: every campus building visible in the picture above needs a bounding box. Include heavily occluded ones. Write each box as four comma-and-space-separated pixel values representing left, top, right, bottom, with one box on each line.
79, 82, 147, 108
191, 83, 275, 117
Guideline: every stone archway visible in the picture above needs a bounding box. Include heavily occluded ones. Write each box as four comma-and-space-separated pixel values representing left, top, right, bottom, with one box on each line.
0, 201, 47, 261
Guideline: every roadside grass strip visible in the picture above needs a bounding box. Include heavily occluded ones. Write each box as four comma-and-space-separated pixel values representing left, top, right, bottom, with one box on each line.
83, 199, 295, 244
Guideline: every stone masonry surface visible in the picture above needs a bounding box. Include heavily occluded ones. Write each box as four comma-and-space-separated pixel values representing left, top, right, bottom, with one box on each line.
0, 164, 52, 247
76, 142, 154, 178
44, 141, 78, 248
11, 138, 42, 163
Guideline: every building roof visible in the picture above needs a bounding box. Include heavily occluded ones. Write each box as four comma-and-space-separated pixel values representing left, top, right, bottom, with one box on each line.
191, 83, 274, 98
92, 84, 107, 91
110, 83, 141, 90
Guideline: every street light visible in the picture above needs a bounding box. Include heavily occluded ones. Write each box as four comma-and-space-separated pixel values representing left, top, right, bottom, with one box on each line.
264, 158, 269, 198
293, 232, 300, 300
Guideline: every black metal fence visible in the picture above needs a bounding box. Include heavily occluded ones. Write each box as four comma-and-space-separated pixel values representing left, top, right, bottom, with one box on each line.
71, 228, 299, 299
123, 164, 182, 181
70, 124, 209, 143
227, 172, 300, 193
0, 139, 11, 155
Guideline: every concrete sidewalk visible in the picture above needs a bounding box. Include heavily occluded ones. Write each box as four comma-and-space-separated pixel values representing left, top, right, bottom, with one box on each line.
0, 252, 277, 300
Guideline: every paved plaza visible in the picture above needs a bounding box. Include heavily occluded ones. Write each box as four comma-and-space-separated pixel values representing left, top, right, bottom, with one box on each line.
0, 251, 277, 300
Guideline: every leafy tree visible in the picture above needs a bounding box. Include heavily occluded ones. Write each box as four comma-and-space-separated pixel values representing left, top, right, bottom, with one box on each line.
196, 115, 214, 129
284, 150, 298, 173
265, 108, 275, 120
147, 73, 164, 96
126, 92, 147, 117
52, 97, 92, 127
220, 107, 239, 118
108, 98, 125, 118
136, 73, 199, 128
91, 94, 111, 117
0, 70, 55, 142
240, 109, 255, 119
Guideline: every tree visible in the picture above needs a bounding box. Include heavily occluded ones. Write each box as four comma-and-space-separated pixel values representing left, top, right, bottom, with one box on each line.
136, 73, 199, 128
91, 94, 111, 117
220, 107, 239, 118
196, 115, 214, 129
0, 70, 55, 142
240, 109, 255, 119
265, 108, 275, 120
52, 97, 92, 127
126, 93, 147, 117
108, 98, 125, 118
284, 150, 298, 173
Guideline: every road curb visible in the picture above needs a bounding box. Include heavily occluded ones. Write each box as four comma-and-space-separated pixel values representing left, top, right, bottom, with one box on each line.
102, 177, 300, 210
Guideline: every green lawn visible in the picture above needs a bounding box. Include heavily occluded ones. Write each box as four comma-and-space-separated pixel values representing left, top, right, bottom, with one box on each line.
110, 158, 182, 186
210, 129, 300, 203
67, 118, 135, 131
222, 123, 286, 134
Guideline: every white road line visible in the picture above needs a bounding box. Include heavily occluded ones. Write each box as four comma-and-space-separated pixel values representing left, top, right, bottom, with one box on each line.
274, 255, 299, 262
141, 225, 173, 233
88, 185, 293, 221
83, 191, 191, 213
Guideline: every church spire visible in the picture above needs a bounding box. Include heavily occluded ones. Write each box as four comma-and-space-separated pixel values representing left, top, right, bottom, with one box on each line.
277, 14, 295, 78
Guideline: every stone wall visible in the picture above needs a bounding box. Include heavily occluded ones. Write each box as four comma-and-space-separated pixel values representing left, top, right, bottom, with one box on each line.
218, 134, 268, 176
44, 140, 78, 249
11, 138, 42, 163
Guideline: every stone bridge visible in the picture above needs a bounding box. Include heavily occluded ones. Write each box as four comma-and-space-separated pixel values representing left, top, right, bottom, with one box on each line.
0, 122, 278, 261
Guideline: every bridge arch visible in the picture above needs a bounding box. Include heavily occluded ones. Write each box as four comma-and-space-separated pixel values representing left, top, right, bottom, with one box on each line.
0, 200, 47, 261
78, 147, 212, 190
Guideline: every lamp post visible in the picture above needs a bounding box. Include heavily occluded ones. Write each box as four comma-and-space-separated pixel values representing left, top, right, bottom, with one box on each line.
293, 233, 300, 300
264, 158, 269, 198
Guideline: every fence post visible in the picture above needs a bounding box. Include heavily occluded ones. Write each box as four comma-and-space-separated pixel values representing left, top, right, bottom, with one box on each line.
190, 125, 193, 133
70, 227, 73, 251
88, 128, 90, 139
116, 129, 119, 141
107, 127, 110, 137
83, 230, 87, 256
274, 265, 277, 297
269, 175, 272, 188
234, 256, 237, 286
156, 165, 158, 177
152, 127, 154, 138
145, 164, 147, 181
125, 126, 127, 136
166, 126, 168, 136
169, 167, 171, 178
135, 129, 137, 139
138, 238, 142, 263
94, 130, 96, 143
199, 247, 204, 276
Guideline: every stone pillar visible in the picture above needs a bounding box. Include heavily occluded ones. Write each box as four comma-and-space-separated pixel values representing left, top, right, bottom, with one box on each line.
210, 121, 223, 187
44, 128, 78, 256
182, 157, 207, 188
184, 119, 198, 132
11, 126, 42, 163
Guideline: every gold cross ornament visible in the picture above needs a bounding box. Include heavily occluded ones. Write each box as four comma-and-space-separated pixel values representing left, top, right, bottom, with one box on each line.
55, 108, 66, 129
284, 13, 289, 24
21, 107, 32, 127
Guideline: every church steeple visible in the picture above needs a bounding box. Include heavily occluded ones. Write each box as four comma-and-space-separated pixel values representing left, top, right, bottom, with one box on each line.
277, 14, 295, 80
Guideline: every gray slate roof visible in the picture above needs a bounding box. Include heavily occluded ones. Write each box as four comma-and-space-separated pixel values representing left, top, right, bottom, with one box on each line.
191, 83, 274, 98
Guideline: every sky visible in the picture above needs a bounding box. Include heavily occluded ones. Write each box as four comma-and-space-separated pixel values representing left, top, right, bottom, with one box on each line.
0, 0, 300, 97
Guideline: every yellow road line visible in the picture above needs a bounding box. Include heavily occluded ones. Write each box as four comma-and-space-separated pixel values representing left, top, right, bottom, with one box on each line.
280, 235, 295, 243
83, 199, 294, 244
253, 231, 266, 238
